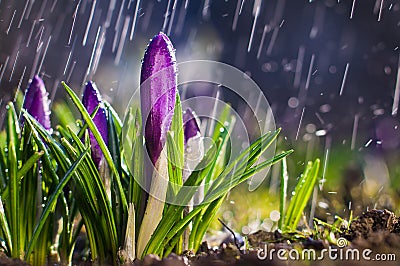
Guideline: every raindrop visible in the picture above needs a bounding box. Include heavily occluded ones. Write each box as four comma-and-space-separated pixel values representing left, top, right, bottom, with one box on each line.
242, 226, 250, 234
364, 139, 373, 147
318, 201, 329, 209
329, 65, 337, 74
384, 66, 391, 75
269, 210, 280, 222
306, 123, 316, 133
373, 109, 384, 116
315, 129, 327, 137
288, 97, 299, 108
303, 133, 312, 142
319, 104, 331, 113
261, 62, 278, 72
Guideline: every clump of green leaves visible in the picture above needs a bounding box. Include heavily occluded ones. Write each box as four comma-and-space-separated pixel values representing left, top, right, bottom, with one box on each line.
279, 158, 320, 232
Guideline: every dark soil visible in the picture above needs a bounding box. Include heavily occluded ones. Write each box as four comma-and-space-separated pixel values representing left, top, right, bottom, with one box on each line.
342, 209, 400, 241
0, 253, 29, 266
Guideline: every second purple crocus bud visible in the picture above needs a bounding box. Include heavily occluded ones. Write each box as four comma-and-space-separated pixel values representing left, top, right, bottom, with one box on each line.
22, 75, 51, 131
82, 81, 108, 168
183, 108, 201, 144
140, 32, 177, 165
182, 108, 203, 181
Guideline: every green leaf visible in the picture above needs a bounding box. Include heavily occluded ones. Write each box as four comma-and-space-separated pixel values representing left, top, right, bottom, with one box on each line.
189, 197, 224, 252
0, 197, 12, 255
166, 132, 182, 196
279, 157, 288, 230
121, 107, 144, 232
104, 101, 122, 136
17, 151, 44, 180
6, 102, 20, 258
107, 105, 125, 246
167, 94, 184, 195
284, 159, 320, 231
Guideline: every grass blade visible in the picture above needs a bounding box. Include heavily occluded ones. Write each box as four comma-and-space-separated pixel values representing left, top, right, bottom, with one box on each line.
6, 102, 20, 258
279, 157, 288, 230
284, 159, 320, 231
0, 197, 12, 255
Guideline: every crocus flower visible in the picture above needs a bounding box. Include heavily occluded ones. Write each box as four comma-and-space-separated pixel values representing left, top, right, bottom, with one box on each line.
140, 32, 177, 165
22, 75, 51, 131
182, 108, 203, 180
137, 32, 177, 258
82, 81, 108, 168
183, 108, 201, 143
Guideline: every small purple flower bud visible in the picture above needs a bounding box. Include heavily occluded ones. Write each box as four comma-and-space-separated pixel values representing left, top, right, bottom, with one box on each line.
140, 32, 177, 165
182, 108, 203, 184
183, 108, 201, 144
82, 81, 108, 168
22, 75, 51, 131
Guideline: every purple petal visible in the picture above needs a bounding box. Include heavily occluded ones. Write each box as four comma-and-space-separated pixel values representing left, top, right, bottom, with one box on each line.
82, 81, 108, 168
183, 108, 201, 144
140, 32, 177, 165
22, 75, 51, 131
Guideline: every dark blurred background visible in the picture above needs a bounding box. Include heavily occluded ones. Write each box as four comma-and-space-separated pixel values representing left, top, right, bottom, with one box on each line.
1, 0, 400, 216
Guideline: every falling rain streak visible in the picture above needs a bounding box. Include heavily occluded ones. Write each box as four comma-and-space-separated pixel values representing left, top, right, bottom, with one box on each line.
129, 0, 141, 40
350, 0, 356, 19
378, 0, 384, 21
69, 0, 81, 45
392, 54, 400, 116
296, 107, 305, 141
6, 9, 16, 35
305, 54, 315, 90
247, 0, 261, 52
82, 0, 96, 46
339, 63, 349, 96
351, 114, 359, 150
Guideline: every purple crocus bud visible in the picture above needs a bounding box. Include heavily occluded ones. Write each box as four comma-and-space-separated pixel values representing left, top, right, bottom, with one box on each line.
182, 108, 203, 182
183, 108, 201, 144
140, 32, 177, 165
82, 81, 108, 168
22, 75, 51, 131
